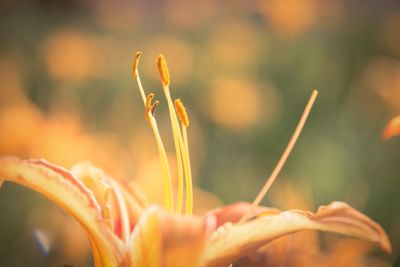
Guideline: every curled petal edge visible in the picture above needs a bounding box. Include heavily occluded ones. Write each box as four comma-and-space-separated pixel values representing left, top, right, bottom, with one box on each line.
202, 201, 391, 267
0, 157, 124, 267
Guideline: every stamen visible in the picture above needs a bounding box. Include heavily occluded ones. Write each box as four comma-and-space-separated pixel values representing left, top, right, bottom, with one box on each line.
157, 54, 189, 214
182, 125, 193, 214
165, 94, 185, 214
174, 99, 193, 214
132, 52, 146, 104
175, 138, 184, 214
174, 99, 190, 127
151, 101, 159, 116
145, 93, 159, 122
132, 51, 142, 78
157, 54, 170, 86
239, 89, 319, 223
132, 53, 174, 212
147, 113, 174, 212
164, 94, 191, 215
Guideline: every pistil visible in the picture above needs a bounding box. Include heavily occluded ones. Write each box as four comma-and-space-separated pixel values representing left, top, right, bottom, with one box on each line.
239, 89, 318, 223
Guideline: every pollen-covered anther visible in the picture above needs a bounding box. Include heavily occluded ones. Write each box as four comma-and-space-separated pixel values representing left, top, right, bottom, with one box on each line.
145, 93, 159, 122
157, 54, 170, 86
174, 98, 189, 127
132, 51, 142, 78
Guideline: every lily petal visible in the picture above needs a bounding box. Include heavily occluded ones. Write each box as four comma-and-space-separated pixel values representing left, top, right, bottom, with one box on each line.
129, 205, 207, 267
71, 163, 144, 241
161, 211, 207, 267
126, 180, 150, 208
128, 206, 162, 267
205, 202, 280, 229
202, 201, 391, 267
233, 232, 378, 267
0, 157, 124, 267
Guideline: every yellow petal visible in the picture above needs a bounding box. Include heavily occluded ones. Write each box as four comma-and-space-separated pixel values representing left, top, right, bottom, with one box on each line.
202, 201, 391, 267
161, 213, 207, 267
0, 157, 124, 267
128, 205, 207, 267
72, 162, 144, 242
128, 206, 163, 267
126, 180, 150, 208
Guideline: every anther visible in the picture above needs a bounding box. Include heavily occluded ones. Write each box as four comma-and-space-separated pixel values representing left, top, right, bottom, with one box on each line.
145, 93, 158, 122
174, 98, 190, 127
132, 51, 142, 78
157, 54, 170, 86
151, 100, 159, 114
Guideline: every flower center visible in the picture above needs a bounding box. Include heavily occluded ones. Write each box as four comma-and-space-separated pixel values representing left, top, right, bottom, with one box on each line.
132, 52, 318, 220
132, 52, 193, 215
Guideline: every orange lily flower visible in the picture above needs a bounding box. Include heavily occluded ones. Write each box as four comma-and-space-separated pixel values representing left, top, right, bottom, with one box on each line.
0, 53, 391, 267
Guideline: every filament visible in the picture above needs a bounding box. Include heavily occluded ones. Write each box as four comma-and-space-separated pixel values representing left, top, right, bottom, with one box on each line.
157, 54, 192, 214
239, 89, 318, 223
182, 125, 193, 214
132, 53, 174, 212
163, 86, 187, 214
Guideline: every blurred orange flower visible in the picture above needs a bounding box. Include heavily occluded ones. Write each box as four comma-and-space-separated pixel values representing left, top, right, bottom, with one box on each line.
382, 115, 400, 140
42, 30, 101, 82
257, 0, 345, 37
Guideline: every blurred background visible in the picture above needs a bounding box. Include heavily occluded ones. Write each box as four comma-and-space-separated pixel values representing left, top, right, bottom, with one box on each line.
0, 0, 399, 266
